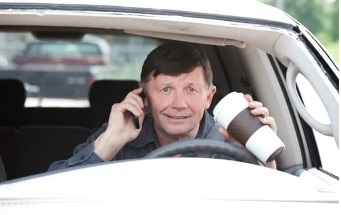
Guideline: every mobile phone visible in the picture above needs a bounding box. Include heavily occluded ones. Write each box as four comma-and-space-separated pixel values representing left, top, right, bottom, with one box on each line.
133, 115, 140, 129
132, 90, 145, 129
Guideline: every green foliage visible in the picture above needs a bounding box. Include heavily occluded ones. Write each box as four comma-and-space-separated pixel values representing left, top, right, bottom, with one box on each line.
285, 0, 324, 35
259, 0, 326, 35
325, 40, 339, 63
329, 0, 339, 41
258, 0, 339, 62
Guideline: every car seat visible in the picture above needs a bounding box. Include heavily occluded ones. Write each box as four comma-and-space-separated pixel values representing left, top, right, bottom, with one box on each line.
0, 79, 26, 109
88, 80, 138, 121
16, 126, 92, 178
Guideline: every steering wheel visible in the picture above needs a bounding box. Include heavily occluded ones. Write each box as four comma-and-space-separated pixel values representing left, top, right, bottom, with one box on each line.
144, 138, 259, 165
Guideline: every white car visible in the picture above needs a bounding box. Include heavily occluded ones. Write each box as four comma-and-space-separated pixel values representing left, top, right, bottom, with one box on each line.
0, 0, 339, 214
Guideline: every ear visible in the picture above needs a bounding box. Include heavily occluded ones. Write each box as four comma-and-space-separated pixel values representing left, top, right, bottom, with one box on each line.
205, 85, 216, 109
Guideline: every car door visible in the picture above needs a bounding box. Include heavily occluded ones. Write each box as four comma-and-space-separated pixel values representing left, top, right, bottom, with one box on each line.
271, 23, 339, 188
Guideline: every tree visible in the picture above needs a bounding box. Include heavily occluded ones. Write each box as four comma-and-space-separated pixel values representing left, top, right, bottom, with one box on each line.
285, 0, 325, 35
258, 0, 339, 61
329, 0, 339, 41
259, 0, 325, 35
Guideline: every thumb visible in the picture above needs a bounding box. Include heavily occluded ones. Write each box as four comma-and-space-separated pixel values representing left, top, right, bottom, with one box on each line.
219, 127, 244, 148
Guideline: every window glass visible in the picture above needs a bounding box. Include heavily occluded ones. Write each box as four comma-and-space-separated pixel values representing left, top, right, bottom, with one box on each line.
0, 32, 160, 107
26, 42, 101, 57
296, 74, 339, 177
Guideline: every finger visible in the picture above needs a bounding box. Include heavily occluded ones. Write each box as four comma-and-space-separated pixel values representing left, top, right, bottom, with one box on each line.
250, 106, 269, 118
245, 95, 265, 111
118, 101, 145, 130
122, 90, 145, 114
126, 101, 144, 117
218, 127, 244, 148
115, 100, 143, 118
219, 127, 229, 140
133, 87, 144, 99
127, 88, 145, 109
244, 94, 253, 102
248, 100, 264, 109
260, 117, 277, 133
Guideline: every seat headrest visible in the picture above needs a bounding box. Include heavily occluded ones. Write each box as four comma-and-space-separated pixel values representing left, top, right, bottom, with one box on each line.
89, 80, 139, 110
0, 79, 26, 109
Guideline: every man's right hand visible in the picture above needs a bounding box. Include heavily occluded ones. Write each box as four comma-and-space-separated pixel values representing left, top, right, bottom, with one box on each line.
94, 87, 145, 161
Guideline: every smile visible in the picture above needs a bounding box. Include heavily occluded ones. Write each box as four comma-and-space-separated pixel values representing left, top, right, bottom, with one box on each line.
165, 114, 189, 119
170, 116, 187, 119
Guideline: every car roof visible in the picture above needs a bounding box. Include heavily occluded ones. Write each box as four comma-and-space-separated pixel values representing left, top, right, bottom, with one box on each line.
0, 0, 298, 56
0, 0, 296, 25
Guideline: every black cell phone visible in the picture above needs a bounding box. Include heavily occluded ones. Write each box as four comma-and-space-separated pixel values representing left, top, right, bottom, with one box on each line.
139, 90, 145, 100
132, 90, 145, 129
133, 114, 140, 129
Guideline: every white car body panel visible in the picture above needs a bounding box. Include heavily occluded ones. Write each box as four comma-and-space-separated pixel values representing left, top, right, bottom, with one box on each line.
0, 0, 296, 24
0, 159, 338, 214
0, 0, 338, 213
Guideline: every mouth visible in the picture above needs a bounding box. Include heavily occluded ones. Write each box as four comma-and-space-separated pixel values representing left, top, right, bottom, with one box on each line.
164, 114, 189, 120
169, 116, 188, 119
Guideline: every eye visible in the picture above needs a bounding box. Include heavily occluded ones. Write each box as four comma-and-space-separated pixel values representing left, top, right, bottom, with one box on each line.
161, 87, 170, 93
188, 86, 195, 92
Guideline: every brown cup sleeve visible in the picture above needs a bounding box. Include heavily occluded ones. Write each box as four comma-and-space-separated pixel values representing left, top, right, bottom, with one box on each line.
227, 108, 264, 145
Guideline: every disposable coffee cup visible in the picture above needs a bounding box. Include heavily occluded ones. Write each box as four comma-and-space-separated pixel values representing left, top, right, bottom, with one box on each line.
213, 92, 285, 164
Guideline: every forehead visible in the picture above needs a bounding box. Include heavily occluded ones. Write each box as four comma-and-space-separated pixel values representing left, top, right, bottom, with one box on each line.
152, 66, 206, 84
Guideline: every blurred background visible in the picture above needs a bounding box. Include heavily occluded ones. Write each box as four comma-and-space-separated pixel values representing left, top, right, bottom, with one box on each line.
258, 0, 339, 63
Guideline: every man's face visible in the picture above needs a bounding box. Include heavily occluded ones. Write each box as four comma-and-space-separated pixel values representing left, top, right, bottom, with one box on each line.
145, 66, 216, 141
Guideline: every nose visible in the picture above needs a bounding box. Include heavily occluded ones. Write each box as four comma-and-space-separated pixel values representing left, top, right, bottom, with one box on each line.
171, 92, 188, 109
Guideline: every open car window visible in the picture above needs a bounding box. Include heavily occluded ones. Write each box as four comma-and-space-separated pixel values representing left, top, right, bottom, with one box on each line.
0, 32, 160, 107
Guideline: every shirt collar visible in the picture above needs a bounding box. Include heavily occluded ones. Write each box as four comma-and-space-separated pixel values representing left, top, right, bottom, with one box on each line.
129, 110, 215, 148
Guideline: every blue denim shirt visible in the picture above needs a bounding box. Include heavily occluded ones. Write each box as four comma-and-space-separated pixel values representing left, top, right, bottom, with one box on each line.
48, 110, 222, 171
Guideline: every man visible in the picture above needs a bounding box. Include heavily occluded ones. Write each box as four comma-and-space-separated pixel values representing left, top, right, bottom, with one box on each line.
49, 42, 277, 171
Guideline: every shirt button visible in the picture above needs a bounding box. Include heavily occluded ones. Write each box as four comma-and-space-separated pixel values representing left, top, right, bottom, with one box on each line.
79, 155, 85, 160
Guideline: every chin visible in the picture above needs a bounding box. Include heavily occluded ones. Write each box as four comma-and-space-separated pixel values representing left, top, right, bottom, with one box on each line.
164, 127, 195, 137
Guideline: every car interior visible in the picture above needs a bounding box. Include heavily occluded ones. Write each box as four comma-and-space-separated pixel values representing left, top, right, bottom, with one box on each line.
0, 27, 338, 183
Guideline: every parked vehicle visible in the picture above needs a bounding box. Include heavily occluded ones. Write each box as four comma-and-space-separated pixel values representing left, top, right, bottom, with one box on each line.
0, 54, 8, 68
3, 35, 111, 98
12, 40, 109, 69
0, 0, 338, 214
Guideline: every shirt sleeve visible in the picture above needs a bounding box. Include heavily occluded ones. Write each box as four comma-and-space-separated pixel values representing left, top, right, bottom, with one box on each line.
47, 123, 108, 172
